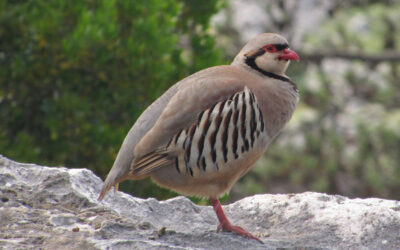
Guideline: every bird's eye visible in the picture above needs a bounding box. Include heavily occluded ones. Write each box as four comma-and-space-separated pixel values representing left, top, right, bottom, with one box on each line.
263, 45, 277, 53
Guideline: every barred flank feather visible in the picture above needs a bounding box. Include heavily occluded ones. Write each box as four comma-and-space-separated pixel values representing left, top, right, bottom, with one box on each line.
131, 152, 171, 177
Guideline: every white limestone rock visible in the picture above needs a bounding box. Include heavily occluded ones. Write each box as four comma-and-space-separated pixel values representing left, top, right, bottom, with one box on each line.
0, 155, 399, 249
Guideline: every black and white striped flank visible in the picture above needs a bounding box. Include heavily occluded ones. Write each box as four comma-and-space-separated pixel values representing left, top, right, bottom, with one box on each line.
167, 87, 266, 177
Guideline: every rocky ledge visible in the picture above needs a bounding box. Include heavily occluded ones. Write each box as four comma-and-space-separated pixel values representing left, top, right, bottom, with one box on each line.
0, 155, 400, 249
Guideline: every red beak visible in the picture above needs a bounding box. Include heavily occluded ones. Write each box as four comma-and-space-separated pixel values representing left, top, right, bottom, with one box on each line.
276, 48, 300, 62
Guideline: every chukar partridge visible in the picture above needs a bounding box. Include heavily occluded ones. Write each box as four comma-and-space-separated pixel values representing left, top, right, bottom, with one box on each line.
98, 33, 299, 242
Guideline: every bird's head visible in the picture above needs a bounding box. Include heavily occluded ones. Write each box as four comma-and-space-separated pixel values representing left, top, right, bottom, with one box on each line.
233, 33, 299, 76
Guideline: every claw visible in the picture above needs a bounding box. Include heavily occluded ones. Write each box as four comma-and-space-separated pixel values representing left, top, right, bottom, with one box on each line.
217, 221, 263, 243
217, 223, 223, 233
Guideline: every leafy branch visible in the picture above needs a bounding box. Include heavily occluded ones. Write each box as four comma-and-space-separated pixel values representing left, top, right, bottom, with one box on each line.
301, 51, 400, 63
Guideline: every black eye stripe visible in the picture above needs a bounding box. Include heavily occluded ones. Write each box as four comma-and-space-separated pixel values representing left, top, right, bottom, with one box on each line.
274, 44, 289, 51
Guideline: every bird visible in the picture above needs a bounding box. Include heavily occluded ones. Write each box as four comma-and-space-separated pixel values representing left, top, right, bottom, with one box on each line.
98, 33, 300, 242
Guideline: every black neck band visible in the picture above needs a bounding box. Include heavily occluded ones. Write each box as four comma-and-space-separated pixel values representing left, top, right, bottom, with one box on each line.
244, 49, 298, 91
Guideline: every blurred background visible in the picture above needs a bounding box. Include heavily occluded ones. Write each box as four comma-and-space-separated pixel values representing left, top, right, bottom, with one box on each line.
1, 0, 399, 203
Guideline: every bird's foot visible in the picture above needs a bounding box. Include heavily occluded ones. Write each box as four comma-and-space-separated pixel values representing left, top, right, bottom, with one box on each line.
217, 221, 263, 243
210, 198, 263, 243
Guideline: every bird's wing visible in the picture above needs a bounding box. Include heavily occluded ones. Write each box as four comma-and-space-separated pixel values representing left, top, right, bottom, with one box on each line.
130, 73, 248, 176
129, 85, 266, 179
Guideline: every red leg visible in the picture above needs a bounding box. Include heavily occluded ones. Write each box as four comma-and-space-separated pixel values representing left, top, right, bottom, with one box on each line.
210, 198, 263, 243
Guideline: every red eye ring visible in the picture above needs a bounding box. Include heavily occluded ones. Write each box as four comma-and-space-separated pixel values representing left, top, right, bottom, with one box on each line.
262, 44, 277, 53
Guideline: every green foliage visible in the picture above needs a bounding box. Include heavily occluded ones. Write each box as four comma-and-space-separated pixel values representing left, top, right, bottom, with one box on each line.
0, 0, 224, 200
305, 2, 400, 52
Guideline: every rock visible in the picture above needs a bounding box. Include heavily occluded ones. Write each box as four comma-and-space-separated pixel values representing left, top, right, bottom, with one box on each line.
0, 155, 399, 249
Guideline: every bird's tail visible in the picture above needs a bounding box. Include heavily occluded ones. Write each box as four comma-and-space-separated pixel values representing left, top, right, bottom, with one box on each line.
98, 173, 128, 201
97, 149, 171, 201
